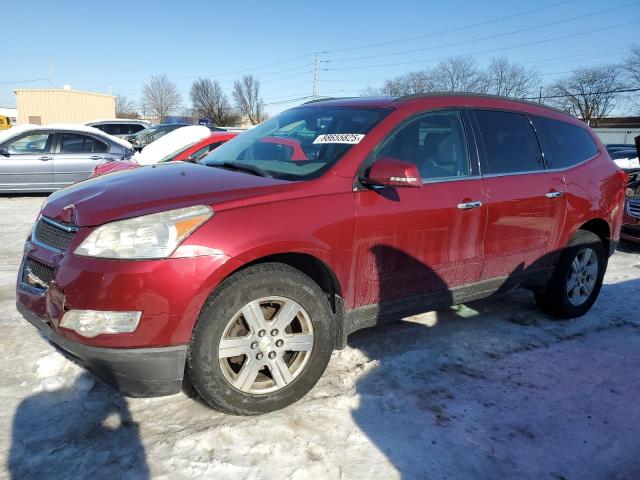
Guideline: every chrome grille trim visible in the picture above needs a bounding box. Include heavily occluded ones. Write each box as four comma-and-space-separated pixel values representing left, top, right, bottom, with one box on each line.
628, 199, 640, 219
32, 217, 77, 252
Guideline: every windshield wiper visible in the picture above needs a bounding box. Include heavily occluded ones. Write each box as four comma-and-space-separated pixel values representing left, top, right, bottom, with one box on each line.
209, 161, 272, 178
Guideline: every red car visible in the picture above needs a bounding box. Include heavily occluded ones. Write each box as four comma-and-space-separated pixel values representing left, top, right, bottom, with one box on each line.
17, 94, 626, 414
92, 131, 238, 176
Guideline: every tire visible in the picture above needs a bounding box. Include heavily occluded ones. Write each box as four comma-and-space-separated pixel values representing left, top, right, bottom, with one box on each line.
534, 230, 606, 319
187, 262, 334, 415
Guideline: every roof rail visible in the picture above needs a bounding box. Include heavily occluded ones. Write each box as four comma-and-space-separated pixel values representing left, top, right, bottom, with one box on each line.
394, 92, 568, 115
302, 96, 358, 104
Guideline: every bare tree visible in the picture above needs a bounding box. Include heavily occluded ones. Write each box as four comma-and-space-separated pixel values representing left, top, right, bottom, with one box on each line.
622, 44, 640, 88
374, 70, 436, 96
546, 66, 623, 125
115, 94, 138, 119
431, 57, 486, 93
190, 78, 240, 126
142, 75, 182, 122
622, 45, 640, 111
232, 75, 266, 125
483, 57, 541, 98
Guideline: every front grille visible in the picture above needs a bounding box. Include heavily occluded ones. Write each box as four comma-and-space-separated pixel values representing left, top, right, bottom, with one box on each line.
33, 217, 76, 251
628, 199, 640, 219
22, 257, 55, 290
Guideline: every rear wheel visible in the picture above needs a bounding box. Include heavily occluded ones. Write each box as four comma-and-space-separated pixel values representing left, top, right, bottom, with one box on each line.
187, 263, 333, 415
535, 230, 606, 319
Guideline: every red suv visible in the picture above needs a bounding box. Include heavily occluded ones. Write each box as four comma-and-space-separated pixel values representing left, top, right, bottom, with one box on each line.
17, 94, 626, 415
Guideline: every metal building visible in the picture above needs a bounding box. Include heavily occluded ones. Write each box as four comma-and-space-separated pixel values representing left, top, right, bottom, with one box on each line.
14, 88, 115, 125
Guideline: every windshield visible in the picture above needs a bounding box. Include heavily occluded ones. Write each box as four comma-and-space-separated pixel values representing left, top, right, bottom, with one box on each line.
201, 106, 389, 180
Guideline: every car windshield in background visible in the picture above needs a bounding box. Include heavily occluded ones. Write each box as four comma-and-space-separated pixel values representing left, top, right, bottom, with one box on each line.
201, 107, 389, 180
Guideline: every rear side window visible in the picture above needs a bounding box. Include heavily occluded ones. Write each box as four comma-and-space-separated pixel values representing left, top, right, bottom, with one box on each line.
60, 133, 109, 153
531, 116, 598, 168
475, 110, 544, 174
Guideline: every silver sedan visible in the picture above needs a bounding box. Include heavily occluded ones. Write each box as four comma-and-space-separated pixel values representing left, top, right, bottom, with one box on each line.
0, 125, 134, 192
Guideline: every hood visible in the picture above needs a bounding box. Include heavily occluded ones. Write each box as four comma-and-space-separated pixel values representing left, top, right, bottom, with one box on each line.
42, 162, 288, 227
135, 126, 211, 165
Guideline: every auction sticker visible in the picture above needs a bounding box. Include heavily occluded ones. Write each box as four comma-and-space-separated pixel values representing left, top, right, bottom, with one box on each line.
313, 133, 365, 144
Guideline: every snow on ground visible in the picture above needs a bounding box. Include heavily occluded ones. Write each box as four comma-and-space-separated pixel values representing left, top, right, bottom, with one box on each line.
0, 196, 639, 480
134, 126, 211, 165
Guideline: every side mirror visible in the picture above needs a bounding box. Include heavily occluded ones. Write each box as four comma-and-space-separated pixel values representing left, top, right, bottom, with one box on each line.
0, 147, 9, 157
363, 157, 422, 188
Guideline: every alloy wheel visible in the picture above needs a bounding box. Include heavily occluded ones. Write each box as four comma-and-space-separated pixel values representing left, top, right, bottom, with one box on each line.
218, 296, 314, 394
566, 247, 599, 306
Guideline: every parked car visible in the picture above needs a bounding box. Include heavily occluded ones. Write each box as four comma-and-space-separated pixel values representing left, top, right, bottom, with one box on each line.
0, 124, 134, 192
621, 168, 640, 243
86, 119, 151, 138
17, 94, 626, 414
605, 143, 635, 154
127, 123, 189, 150
608, 148, 640, 170
92, 130, 237, 177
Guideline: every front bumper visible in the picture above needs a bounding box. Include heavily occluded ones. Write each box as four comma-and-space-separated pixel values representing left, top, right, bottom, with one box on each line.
18, 302, 186, 396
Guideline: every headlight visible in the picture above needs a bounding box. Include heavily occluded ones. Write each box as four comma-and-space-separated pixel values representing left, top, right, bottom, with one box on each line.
75, 205, 213, 259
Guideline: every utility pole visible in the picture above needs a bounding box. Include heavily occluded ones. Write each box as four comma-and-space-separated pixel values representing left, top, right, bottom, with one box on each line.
538, 86, 543, 103
312, 52, 320, 99
48, 57, 54, 88
108, 84, 112, 96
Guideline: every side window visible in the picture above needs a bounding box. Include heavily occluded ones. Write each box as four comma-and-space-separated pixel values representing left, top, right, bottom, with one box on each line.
375, 110, 470, 180
60, 134, 109, 154
531, 116, 598, 169
475, 110, 544, 174
129, 124, 145, 134
4, 133, 54, 154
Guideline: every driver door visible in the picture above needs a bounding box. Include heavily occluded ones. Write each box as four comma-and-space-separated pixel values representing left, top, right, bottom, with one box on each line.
352, 110, 488, 312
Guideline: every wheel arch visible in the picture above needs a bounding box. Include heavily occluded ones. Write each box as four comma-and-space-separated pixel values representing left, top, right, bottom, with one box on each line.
578, 218, 611, 256
215, 251, 347, 349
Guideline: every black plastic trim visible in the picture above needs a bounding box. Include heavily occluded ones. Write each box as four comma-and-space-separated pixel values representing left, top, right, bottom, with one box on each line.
17, 302, 187, 397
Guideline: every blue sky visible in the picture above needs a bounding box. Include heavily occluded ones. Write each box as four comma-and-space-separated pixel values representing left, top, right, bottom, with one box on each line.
1, 0, 638, 115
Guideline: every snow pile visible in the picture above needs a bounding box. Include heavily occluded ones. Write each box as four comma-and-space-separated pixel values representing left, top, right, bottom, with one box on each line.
134, 126, 210, 165
614, 156, 640, 169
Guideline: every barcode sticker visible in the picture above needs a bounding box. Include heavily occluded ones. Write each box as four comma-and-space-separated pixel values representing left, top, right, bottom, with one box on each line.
313, 134, 365, 144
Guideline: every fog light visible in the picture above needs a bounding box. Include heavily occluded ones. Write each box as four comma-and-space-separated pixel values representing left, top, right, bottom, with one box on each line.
60, 310, 142, 338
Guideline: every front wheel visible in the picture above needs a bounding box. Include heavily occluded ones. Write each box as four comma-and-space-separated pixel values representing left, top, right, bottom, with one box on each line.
187, 263, 334, 415
535, 230, 606, 319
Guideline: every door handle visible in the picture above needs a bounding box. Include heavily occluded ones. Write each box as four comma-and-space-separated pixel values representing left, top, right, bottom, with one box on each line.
90, 155, 103, 160
457, 200, 483, 210
545, 191, 564, 199
39, 156, 52, 161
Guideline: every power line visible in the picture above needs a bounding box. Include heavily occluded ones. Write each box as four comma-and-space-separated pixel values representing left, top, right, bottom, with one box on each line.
322, 20, 640, 72
323, 3, 639, 64
322, 0, 575, 54
524, 86, 640, 100
0, 77, 49, 85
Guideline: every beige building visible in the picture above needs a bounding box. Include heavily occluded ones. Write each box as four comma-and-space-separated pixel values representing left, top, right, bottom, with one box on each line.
14, 88, 115, 125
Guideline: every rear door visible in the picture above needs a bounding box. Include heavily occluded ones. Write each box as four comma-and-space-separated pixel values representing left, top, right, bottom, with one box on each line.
472, 109, 566, 282
53, 132, 110, 187
0, 131, 55, 190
